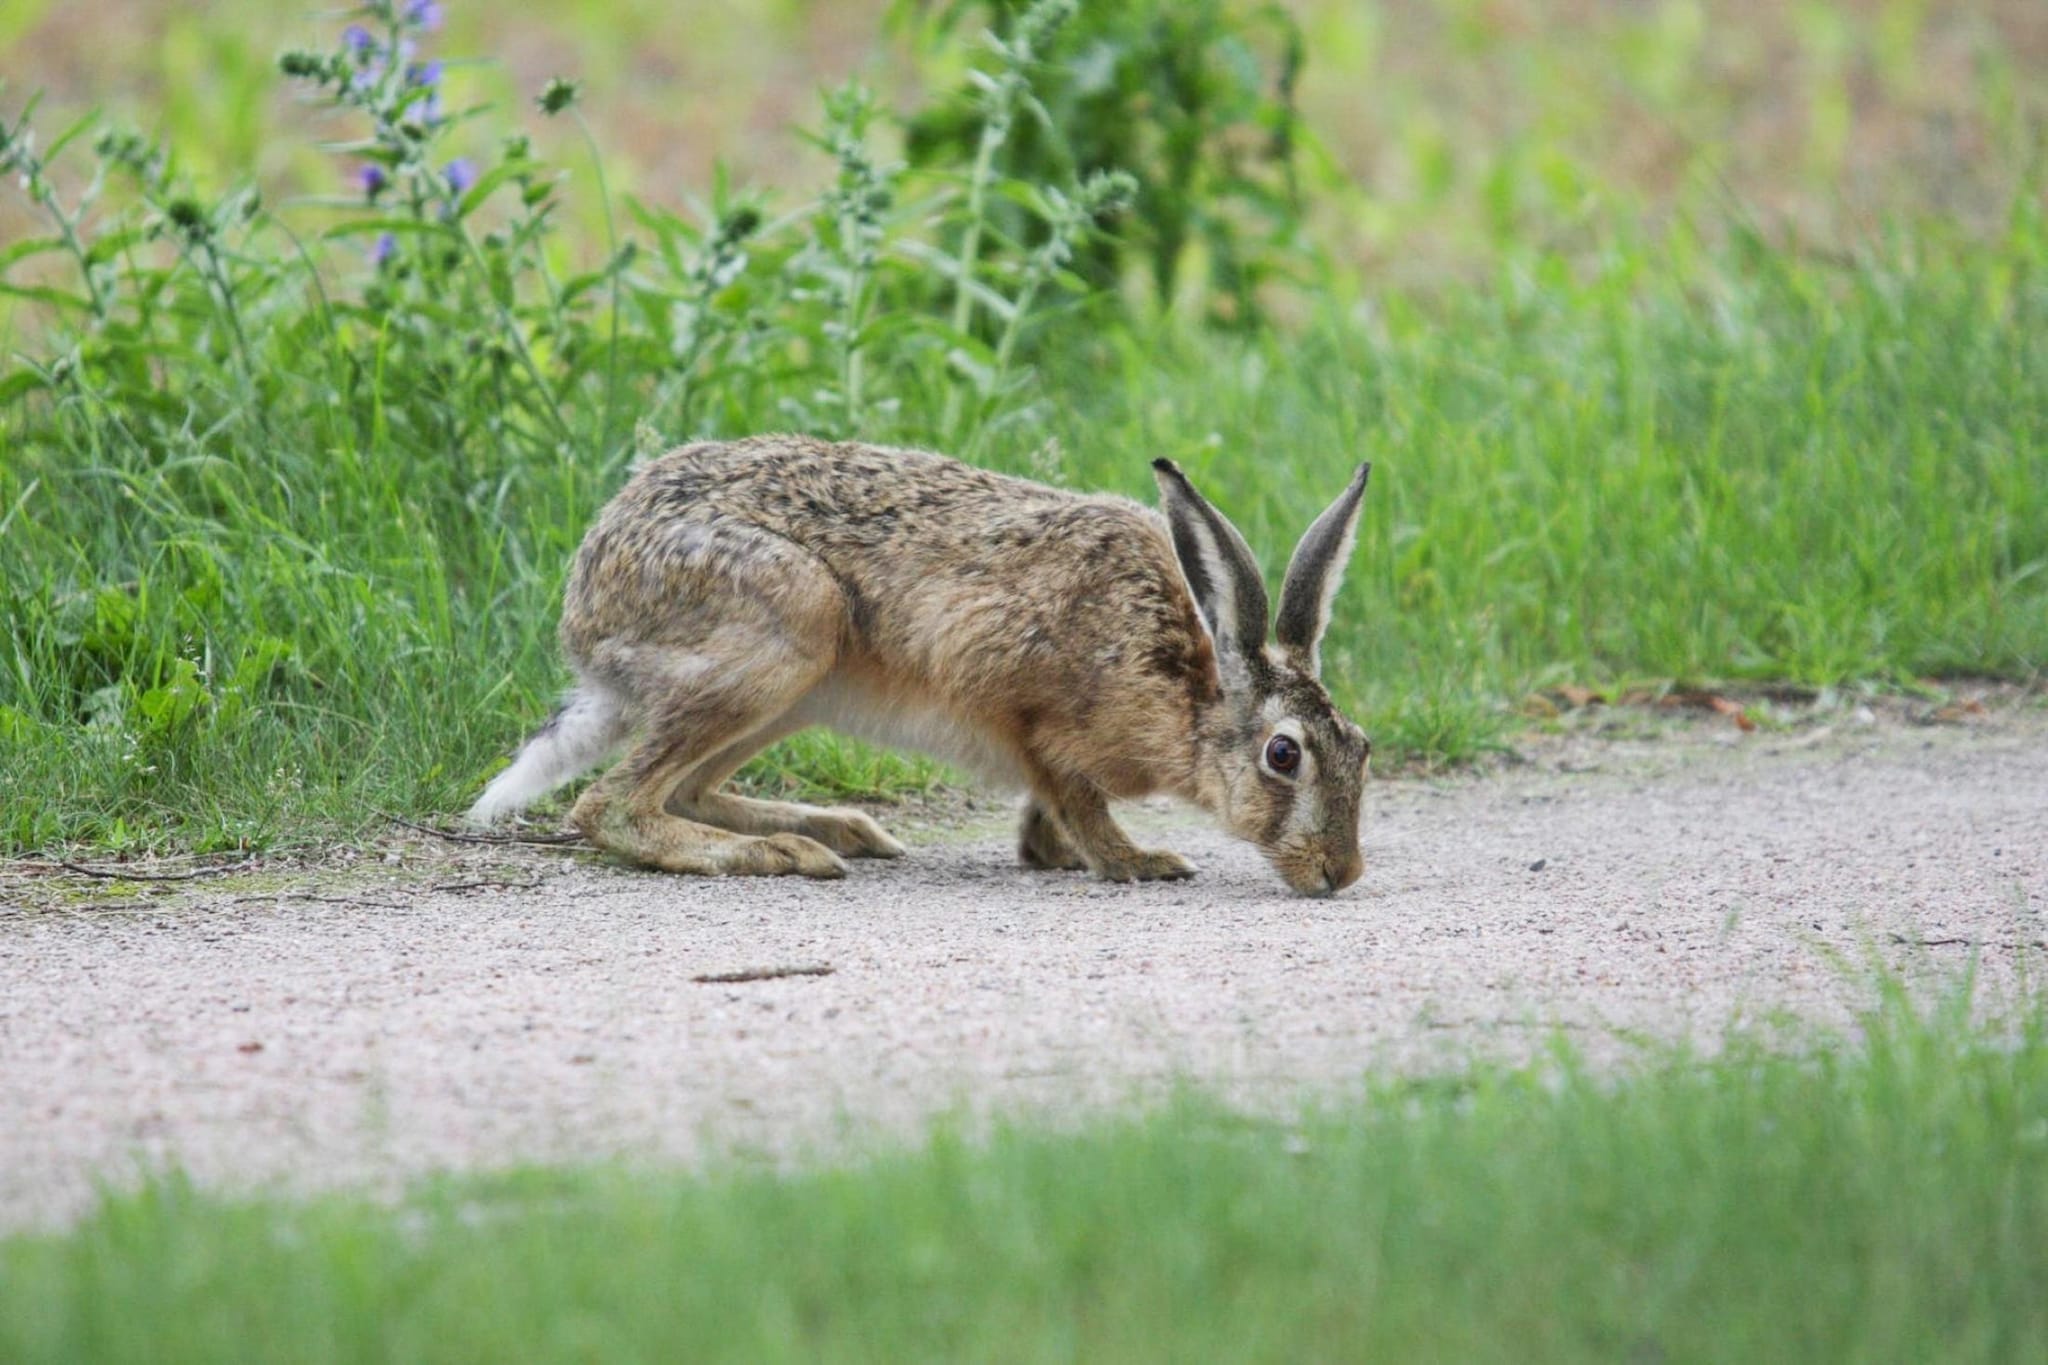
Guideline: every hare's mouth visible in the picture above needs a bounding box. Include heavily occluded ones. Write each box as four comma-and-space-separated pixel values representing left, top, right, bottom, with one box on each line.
1265, 856, 1326, 897
1299, 870, 1347, 898
1267, 843, 1361, 897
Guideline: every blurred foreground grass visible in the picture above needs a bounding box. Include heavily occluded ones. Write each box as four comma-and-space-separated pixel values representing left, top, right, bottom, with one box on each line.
3, 987, 2044, 1362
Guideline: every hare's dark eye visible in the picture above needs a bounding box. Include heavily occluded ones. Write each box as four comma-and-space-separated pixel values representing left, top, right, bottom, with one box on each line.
1265, 734, 1301, 776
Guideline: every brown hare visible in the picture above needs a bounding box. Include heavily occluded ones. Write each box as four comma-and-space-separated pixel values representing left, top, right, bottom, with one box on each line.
467, 436, 1373, 895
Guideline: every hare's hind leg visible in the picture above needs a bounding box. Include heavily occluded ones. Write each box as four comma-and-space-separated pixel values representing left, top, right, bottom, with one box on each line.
570, 677, 848, 879
668, 725, 906, 860
571, 664, 847, 878
566, 513, 864, 878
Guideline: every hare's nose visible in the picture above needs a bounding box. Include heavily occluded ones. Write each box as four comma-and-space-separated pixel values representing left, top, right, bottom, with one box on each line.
1325, 854, 1363, 892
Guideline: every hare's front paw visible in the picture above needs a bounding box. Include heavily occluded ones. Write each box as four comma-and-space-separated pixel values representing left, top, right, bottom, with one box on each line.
1093, 849, 1197, 883
1018, 804, 1087, 871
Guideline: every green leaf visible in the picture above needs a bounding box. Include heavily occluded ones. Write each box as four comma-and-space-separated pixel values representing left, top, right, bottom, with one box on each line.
320, 218, 455, 242
944, 341, 998, 394
43, 107, 103, 162
83, 228, 147, 267
0, 370, 48, 407
0, 704, 35, 744
456, 163, 534, 218
0, 284, 93, 313
0, 236, 67, 274
136, 657, 207, 734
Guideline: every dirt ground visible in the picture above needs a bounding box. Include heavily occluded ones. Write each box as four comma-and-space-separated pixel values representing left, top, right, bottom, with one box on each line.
2, 703, 2044, 1229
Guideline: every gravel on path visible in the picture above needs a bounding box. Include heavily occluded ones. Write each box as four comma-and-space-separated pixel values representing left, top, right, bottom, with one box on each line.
2, 708, 2043, 1227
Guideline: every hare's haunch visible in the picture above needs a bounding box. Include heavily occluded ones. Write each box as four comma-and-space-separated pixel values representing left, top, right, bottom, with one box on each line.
469, 437, 1373, 895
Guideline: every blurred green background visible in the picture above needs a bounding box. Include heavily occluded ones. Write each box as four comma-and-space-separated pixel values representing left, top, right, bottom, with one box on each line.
6, 0, 2041, 280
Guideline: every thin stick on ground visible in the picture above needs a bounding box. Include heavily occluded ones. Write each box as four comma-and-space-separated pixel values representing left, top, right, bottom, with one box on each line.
1888, 933, 2047, 951
692, 964, 836, 984
429, 877, 548, 895
56, 859, 258, 883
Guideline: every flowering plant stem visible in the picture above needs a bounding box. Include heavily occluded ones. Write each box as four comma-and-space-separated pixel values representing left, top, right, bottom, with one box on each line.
939, 119, 1004, 443
569, 107, 625, 455
454, 223, 575, 446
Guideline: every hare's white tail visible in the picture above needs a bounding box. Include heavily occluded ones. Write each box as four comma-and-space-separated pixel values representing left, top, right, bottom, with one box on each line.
465, 683, 629, 825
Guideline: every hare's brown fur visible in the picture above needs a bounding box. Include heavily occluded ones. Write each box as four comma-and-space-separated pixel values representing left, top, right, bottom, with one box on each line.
471, 434, 1374, 894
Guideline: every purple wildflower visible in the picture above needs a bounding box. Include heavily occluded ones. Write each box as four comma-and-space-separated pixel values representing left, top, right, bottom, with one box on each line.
407, 59, 444, 87
356, 163, 388, 199
341, 25, 374, 55
405, 2, 445, 32
371, 232, 398, 266
444, 158, 476, 195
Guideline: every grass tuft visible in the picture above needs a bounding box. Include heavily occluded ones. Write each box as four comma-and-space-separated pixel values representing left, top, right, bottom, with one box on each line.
4, 989, 2044, 1361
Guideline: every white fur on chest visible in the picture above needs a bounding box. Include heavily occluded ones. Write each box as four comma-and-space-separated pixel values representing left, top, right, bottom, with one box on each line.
790, 675, 1026, 785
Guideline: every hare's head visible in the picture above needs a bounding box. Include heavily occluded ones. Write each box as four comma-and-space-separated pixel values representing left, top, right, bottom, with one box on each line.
1154, 459, 1373, 897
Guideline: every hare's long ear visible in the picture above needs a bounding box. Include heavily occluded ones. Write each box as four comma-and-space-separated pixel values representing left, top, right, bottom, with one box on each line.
1274, 463, 1370, 676
1152, 459, 1270, 669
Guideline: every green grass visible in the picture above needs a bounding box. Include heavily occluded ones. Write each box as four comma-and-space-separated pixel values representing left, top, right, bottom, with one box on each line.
5, 989, 2045, 1362
1, 2, 2044, 854
1047, 217, 2048, 716
3, 214, 2041, 852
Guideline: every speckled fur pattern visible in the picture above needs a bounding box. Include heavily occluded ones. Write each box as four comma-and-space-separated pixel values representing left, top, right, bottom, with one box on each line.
470, 435, 1374, 894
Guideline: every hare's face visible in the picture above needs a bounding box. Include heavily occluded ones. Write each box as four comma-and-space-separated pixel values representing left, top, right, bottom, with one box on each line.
1154, 458, 1376, 897
1204, 668, 1370, 896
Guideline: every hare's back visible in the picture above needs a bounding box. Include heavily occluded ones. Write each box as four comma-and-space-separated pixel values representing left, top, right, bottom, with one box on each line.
633, 435, 1074, 530
616, 436, 1168, 573
577, 434, 1201, 679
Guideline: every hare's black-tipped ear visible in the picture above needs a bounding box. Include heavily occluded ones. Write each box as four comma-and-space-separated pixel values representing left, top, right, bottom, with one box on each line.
1152, 458, 1270, 665
1274, 463, 1370, 676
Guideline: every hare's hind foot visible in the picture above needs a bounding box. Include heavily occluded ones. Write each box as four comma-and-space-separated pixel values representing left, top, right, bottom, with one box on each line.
676, 791, 905, 860
726, 831, 850, 878
574, 789, 848, 879
1018, 802, 1087, 871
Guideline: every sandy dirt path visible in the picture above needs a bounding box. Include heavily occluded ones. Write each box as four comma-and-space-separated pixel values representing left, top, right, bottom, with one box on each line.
3, 709, 2044, 1227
